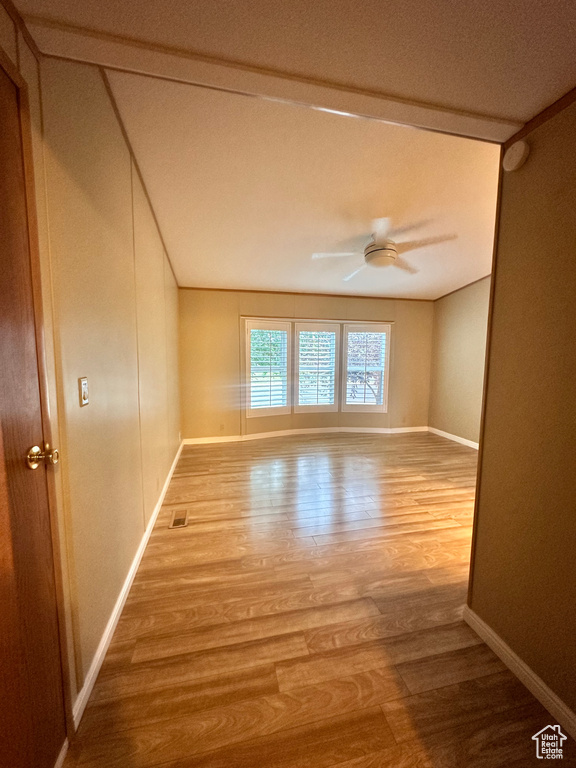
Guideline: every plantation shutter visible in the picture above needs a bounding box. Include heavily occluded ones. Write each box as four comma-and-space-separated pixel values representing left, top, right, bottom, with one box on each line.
246, 320, 291, 416
342, 324, 391, 412
244, 318, 390, 417
295, 323, 340, 411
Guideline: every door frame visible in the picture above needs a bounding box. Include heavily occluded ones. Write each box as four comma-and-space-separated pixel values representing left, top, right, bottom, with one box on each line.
0, 44, 74, 737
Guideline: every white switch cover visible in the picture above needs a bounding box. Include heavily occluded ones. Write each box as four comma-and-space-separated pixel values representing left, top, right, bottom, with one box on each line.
79, 377, 89, 406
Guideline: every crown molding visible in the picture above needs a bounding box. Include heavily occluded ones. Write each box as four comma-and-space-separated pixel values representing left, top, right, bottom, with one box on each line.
24, 17, 521, 143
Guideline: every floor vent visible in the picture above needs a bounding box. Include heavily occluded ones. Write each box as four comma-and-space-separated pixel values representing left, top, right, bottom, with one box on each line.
169, 510, 188, 529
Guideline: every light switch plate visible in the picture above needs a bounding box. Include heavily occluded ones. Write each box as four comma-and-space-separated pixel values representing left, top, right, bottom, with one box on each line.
79, 377, 89, 406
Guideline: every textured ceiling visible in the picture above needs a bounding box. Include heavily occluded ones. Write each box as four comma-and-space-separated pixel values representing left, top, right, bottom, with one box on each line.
16, 0, 576, 122
107, 72, 500, 299
19, 0, 571, 296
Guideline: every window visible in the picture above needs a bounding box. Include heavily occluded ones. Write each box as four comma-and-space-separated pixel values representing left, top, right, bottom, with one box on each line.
244, 318, 391, 416
342, 324, 391, 412
245, 320, 291, 417
294, 323, 339, 412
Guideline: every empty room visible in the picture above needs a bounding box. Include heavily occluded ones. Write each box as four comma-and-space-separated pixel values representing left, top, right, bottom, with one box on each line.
1, 2, 575, 767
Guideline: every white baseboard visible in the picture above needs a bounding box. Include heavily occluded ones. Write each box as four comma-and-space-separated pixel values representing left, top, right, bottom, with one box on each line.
183, 426, 429, 445
71, 441, 183, 729
182, 426, 481, 447
463, 606, 576, 739
428, 426, 479, 450
54, 739, 68, 768
184, 434, 245, 444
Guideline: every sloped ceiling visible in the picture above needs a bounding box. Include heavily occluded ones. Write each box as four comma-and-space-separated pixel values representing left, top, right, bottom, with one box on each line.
107, 72, 499, 298
17, 0, 575, 297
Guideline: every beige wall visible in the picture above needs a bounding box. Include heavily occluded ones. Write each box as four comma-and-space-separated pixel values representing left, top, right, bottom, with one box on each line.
470, 100, 576, 711
429, 277, 490, 442
35, 57, 180, 698
179, 288, 434, 438
133, 171, 178, 525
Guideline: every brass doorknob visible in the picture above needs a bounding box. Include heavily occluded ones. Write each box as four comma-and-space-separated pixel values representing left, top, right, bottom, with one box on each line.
26, 444, 60, 470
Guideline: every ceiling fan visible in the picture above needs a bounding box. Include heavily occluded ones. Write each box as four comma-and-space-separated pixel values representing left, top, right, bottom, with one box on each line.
312, 218, 457, 281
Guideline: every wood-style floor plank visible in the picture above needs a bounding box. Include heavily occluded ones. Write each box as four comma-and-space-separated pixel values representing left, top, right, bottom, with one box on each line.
75, 669, 407, 767
162, 707, 395, 768
381, 670, 540, 743
64, 433, 565, 768
304, 585, 469, 653
394, 643, 507, 694
132, 598, 380, 663
92, 632, 309, 701
332, 702, 550, 767
78, 664, 279, 736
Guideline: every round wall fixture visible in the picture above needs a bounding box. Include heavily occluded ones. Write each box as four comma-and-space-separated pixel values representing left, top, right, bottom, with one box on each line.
503, 140, 530, 172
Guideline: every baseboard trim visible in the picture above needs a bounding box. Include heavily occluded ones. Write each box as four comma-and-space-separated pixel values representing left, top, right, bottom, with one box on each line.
428, 426, 479, 450
182, 426, 482, 447
71, 441, 183, 729
183, 426, 429, 445
54, 739, 68, 768
463, 606, 576, 739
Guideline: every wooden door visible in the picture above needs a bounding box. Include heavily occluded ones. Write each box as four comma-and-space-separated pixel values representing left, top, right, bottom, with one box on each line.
0, 60, 67, 768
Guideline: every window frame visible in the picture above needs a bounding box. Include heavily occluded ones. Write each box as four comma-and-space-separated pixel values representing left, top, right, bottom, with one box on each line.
245, 319, 292, 418
293, 322, 340, 413
243, 317, 393, 418
341, 323, 391, 413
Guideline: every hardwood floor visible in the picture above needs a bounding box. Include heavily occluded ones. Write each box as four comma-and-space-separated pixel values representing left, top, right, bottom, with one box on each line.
65, 433, 561, 767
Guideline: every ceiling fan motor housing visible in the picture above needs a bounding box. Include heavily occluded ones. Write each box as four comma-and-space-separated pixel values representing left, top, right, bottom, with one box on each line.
365, 241, 397, 267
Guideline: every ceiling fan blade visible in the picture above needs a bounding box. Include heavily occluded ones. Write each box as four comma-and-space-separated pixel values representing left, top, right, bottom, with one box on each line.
387, 219, 431, 239
396, 234, 457, 255
394, 256, 418, 274
337, 233, 373, 252
312, 252, 357, 259
371, 217, 392, 245
343, 264, 367, 282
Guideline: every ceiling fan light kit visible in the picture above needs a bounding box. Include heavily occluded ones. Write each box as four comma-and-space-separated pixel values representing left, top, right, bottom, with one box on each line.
312, 217, 458, 281
365, 241, 398, 267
